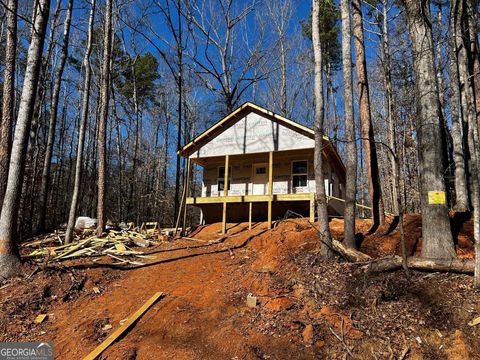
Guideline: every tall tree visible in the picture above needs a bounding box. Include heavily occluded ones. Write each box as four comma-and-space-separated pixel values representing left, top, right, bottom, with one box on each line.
448, 4, 469, 212
403, 0, 455, 259
0, 0, 17, 206
341, 0, 357, 248
97, 0, 113, 236
381, 0, 400, 216
466, 0, 480, 130
65, 0, 95, 244
0, 0, 50, 279
37, 0, 74, 232
312, 0, 333, 259
301, 1, 341, 141
351, 0, 384, 231
452, 0, 480, 285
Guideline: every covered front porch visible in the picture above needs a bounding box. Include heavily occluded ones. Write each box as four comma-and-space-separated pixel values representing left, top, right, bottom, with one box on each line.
183, 148, 322, 234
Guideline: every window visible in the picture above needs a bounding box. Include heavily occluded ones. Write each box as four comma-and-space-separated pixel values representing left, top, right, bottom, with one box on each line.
292, 161, 308, 188
256, 167, 266, 175
218, 166, 232, 191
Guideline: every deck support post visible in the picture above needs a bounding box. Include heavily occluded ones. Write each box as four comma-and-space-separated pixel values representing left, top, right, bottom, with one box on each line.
249, 202, 253, 230
268, 151, 273, 229
182, 157, 191, 236
222, 155, 230, 234
310, 193, 315, 223
222, 202, 227, 234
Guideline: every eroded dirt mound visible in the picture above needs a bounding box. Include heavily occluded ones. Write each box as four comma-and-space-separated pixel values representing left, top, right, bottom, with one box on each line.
0, 216, 479, 359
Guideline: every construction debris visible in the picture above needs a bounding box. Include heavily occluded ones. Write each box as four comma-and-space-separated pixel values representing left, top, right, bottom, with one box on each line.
132, 237, 150, 248
21, 229, 157, 265
140, 222, 159, 235
75, 216, 97, 230
34, 314, 48, 324
468, 316, 480, 327
246, 293, 257, 308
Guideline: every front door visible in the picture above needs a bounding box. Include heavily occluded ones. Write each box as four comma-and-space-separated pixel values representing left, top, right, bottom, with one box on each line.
252, 163, 268, 195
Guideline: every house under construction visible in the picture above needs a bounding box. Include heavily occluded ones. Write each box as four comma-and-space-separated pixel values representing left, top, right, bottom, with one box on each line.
178, 102, 346, 233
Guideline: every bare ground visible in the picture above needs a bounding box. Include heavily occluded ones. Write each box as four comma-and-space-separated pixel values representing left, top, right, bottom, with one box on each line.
0, 215, 479, 359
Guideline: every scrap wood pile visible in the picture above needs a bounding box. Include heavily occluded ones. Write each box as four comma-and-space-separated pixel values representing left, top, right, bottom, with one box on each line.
20, 229, 158, 265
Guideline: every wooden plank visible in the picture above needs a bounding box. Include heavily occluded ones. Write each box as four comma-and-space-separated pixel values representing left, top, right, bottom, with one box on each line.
268, 151, 273, 229
309, 193, 315, 222
83, 292, 164, 360
268, 151, 273, 196
222, 154, 230, 234
224, 154, 229, 197
222, 202, 227, 234
267, 201, 272, 229
249, 202, 253, 230
186, 193, 315, 204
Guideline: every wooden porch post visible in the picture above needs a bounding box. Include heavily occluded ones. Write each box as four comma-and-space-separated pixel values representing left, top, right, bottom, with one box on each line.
310, 192, 315, 223
222, 155, 229, 234
268, 151, 273, 229
182, 157, 191, 236
249, 202, 253, 230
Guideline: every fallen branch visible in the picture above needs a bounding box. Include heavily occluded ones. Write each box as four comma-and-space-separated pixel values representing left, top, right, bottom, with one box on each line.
308, 219, 474, 275
328, 326, 356, 359
331, 239, 371, 262
363, 256, 474, 274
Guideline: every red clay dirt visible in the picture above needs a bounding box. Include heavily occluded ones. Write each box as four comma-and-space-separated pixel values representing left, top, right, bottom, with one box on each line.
0, 215, 479, 359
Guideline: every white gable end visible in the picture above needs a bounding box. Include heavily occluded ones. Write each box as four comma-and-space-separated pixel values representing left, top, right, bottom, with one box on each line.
191, 111, 314, 158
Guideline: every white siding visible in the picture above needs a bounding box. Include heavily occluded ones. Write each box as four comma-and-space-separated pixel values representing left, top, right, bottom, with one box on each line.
190, 112, 314, 158
200, 152, 341, 198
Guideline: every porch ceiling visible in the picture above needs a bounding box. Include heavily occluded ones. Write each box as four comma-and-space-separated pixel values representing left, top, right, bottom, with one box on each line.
189, 148, 315, 167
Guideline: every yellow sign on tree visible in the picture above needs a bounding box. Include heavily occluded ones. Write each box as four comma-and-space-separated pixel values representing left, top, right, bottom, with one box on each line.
428, 191, 446, 205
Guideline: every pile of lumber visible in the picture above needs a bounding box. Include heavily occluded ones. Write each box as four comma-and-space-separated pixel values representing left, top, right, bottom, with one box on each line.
21, 230, 156, 265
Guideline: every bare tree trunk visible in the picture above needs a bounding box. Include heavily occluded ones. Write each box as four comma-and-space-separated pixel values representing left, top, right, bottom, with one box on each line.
162, 101, 170, 225
0, 0, 50, 279
453, 0, 480, 286
112, 89, 123, 221
435, 4, 446, 113
466, 0, 480, 132
403, 0, 455, 259
279, 37, 287, 117
65, 0, 95, 244
341, 0, 357, 248
327, 64, 339, 145
37, 0, 73, 233
352, 0, 384, 230
96, 0, 113, 236
449, 6, 470, 212
0, 0, 17, 206
173, 0, 183, 226
325, 65, 331, 137
312, 0, 333, 259
24, 0, 60, 230
127, 56, 140, 222
381, 0, 399, 215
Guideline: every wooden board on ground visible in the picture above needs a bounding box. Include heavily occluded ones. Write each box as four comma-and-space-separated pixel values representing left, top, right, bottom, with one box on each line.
82, 292, 165, 360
